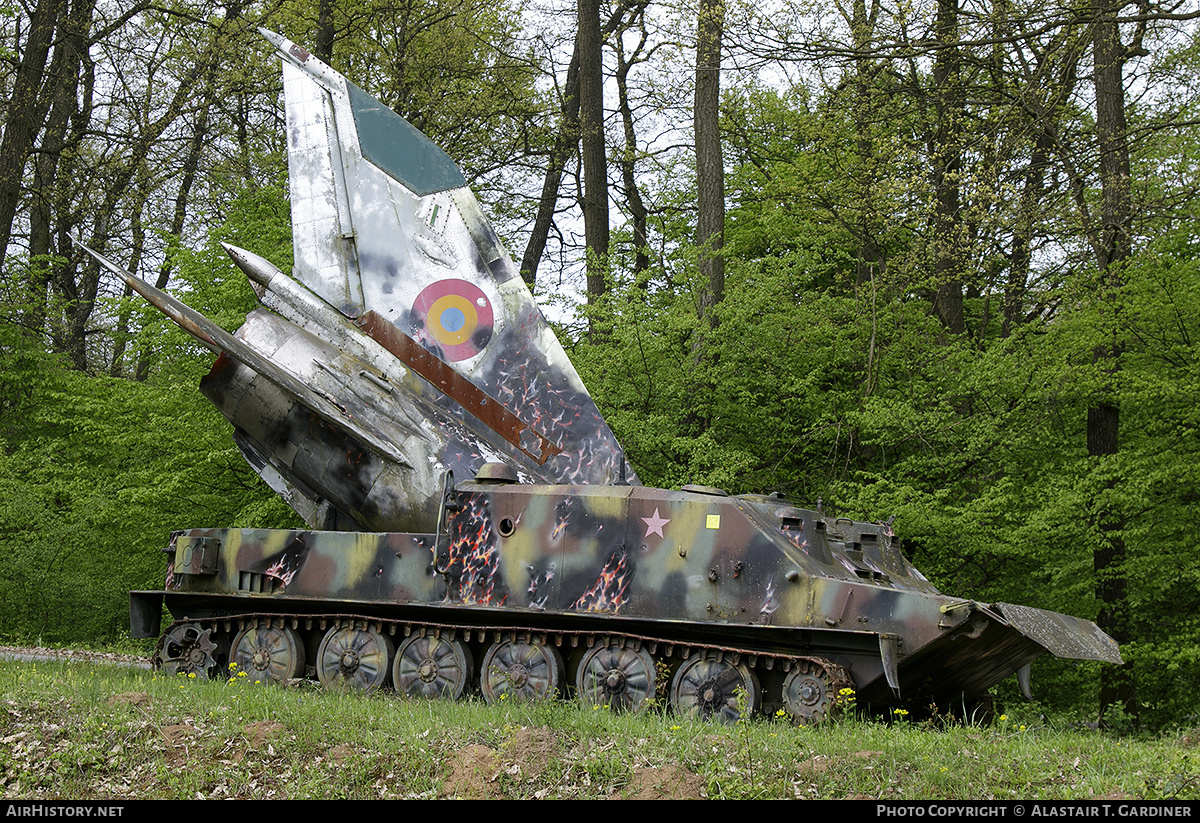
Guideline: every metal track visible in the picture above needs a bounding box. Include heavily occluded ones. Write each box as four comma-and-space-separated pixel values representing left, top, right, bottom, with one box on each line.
152, 612, 856, 723
156, 612, 835, 674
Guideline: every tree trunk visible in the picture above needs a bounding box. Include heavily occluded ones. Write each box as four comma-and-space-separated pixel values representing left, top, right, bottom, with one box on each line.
521, 2, 639, 289
520, 48, 581, 289
0, 0, 66, 270
1090, 0, 1135, 725
1003, 132, 1051, 337
694, 0, 724, 324
132, 86, 211, 381
315, 0, 336, 62
930, 0, 965, 335
26, 0, 96, 337
578, 0, 608, 319
615, 10, 650, 283
847, 0, 882, 291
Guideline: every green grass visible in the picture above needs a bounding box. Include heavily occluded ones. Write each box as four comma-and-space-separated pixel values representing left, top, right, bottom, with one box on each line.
0, 658, 1195, 800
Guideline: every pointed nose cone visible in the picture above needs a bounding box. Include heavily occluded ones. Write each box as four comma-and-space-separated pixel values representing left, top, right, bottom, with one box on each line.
260, 28, 320, 72
258, 28, 290, 54
222, 242, 283, 288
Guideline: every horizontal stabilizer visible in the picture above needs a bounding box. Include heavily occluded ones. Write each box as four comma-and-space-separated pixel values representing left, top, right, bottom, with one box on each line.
74, 238, 411, 468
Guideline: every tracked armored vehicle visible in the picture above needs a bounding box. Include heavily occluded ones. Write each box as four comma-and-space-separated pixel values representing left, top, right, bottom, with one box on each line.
93, 31, 1121, 723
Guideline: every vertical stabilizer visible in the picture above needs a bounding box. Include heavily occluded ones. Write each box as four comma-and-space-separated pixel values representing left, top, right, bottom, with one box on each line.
263, 30, 637, 487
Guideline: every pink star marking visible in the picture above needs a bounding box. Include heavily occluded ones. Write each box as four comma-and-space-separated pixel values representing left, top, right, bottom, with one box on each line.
641, 508, 670, 538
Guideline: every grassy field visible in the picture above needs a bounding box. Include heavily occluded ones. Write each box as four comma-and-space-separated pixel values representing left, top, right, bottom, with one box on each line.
0, 656, 1195, 800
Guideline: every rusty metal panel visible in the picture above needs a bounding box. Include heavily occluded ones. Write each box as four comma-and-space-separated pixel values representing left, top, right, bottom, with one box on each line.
993, 602, 1123, 664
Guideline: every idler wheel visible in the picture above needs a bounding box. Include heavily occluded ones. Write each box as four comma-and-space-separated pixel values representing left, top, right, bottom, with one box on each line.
480, 639, 562, 703
316, 625, 393, 692
781, 658, 854, 725
575, 643, 657, 712
392, 635, 474, 699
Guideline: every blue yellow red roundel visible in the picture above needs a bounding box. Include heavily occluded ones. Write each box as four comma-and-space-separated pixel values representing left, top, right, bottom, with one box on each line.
413, 279, 494, 361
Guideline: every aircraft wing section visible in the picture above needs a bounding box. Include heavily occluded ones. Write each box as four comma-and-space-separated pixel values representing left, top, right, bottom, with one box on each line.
74, 239, 413, 469
263, 29, 636, 487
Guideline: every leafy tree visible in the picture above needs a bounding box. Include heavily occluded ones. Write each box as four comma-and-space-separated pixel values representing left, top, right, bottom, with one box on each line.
0, 180, 301, 643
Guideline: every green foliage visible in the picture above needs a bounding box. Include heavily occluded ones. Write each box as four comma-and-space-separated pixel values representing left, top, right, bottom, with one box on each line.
0, 348, 292, 642
0, 181, 300, 643
568, 75, 1200, 729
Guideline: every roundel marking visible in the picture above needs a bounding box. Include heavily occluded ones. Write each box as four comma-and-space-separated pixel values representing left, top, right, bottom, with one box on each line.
413, 279, 494, 361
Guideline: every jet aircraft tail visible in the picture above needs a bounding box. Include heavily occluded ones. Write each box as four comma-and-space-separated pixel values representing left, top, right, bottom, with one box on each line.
86, 30, 636, 533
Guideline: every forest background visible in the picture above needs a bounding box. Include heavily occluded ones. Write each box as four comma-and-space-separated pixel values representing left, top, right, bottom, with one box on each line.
0, 0, 1198, 731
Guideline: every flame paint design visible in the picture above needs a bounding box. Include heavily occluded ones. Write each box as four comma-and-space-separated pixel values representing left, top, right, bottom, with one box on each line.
526, 564, 555, 609
760, 577, 779, 622
258, 536, 309, 592
550, 514, 569, 541
265, 558, 299, 588
781, 530, 807, 551
443, 493, 505, 605
491, 354, 622, 484
570, 548, 634, 614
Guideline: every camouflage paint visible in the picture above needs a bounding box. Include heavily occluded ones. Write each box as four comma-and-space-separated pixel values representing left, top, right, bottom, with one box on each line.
145, 478, 1120, 709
